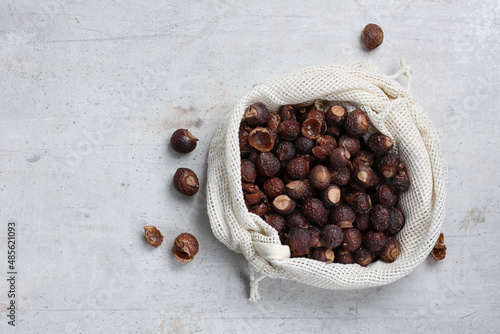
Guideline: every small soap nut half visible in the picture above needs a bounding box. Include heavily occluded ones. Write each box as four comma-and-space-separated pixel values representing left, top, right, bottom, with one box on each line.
144, 226, 163, 248
172, 233, 199, 263
171, 129, 198, 154
173, 168, 199, 196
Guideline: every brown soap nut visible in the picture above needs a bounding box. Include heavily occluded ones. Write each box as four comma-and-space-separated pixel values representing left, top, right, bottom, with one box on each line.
335, 249, 353, 264
353, 247, 374, 267
241, 159, 257, 183
387, 208, 405, 235
267, 112, 281, 133
378, 153, 398, 178
367, 133, 394, 156
321, 224, 343, 249
247, 148, 260, 163
242, 182, 259, 194
277, 120, 301, 141
172, 233, 199, 263
144, 226, 164, 248
342, 228, 363, 252
430, 233, 446, 261
295, 137, 315, 155
295, 107, 309, 123
171, 129, 199, 154
244, 191, 266, 205
326, 124, 343, 137
344, 180, 366, 194
364, 231, 386, 252
307, 109, 326, 123
249, 202, 269, 217
380, 237, 401, 263
345, 109, 369, 136
325, 105, 347, 125
301, 117, 326, 140
317, 135, 337, 152
354, 150, 376, 167
262, 177, 285, 199
256, 152, 281, 177
275, 141, 296, 164
272, 194, 296, 215
353, 163, 375, 188
248, 127, 275, 152
302, 198, 327, 225
392, 170, 410, 193
370, 204, 390, 231
285, 210, 310, 230
344, 192, 372, 213
244, 102, 270, 127
173, 168, 199, 196
314, 100, 330, 112
309, 165, 331, 190
320, 185, 341, 207
353, 212, 371, 233
311, 146, 331, 161
375, 184, 397, 208
329, 148, 351, 169
286, 157, 310, 180
362, 23, 384, 50
285, 180, 312, 199
311, 247, 335, 263
309, 226, 322, 248
330, 166, 350, 186
330, 204, 356, 228
286, 227, 312, 256
338, 135, 361, 157
238, 126, 251, 155
278, 105, 296, 121
265, 213, 286, 233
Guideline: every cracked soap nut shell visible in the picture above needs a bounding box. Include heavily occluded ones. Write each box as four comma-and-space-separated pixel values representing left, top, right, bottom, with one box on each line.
248, 127, 275, 152
272, 194, 296, 215
430, 233, 447, 261
171, 129, 199, 154
173, 168, 199, 196
172, 233, 199, 263
362, 23, 384, 50
144, 226, 163, 248
244, 102, 270, 127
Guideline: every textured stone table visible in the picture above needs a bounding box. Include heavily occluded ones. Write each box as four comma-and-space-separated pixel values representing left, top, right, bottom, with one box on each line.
0, 1, 498, 333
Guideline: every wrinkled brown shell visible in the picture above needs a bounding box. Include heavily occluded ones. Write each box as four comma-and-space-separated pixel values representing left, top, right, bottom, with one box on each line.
144, 226, 164, 248
172, 233, 199, 263
430, 233, 446, 261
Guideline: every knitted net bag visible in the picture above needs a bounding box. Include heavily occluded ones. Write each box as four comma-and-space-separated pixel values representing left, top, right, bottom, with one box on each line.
207, 58, 447, 301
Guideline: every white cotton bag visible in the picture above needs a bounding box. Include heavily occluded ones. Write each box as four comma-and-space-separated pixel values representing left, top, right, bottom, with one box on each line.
206, 59, 447, 301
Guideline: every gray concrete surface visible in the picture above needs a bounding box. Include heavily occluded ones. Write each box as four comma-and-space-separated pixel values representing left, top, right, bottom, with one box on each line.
0, 0, 498, 333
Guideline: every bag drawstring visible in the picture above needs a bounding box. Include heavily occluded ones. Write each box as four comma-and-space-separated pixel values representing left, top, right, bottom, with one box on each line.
389, 57, 412, 90
248, 265, 265, 302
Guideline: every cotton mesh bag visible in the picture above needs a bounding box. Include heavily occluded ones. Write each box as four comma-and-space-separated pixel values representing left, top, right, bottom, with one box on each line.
207, 58, 447, 301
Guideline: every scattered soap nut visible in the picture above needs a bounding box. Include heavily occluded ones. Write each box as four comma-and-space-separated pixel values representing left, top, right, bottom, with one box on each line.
144, 226, 163, 248
172, 233, 199, 263
171, 129, 198, 154
362, 23, 384, 50
173, 168, 199, 196
430, 233, 446, 261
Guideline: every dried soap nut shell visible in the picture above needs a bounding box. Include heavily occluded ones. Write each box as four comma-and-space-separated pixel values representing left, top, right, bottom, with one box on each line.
370, 204, 390, 232
320, 185, 341, 207
144, 226, 164, 248
338, 135, 361, 157
325, 105, 347, 125
342, 228, 362, 252
262, 177, 285, 199
248, 127, 275, 152
367, 133, 394, 156
286, 227, 312, 256
309, 165, 331, 190
277, 120, 301, 141
302, 198, 327, 224
278, 105, 296, 121
171, 129, 199, 154
173, 168, 199, 196
286, 157, 310, 180
285, 180, 310, 199
321, 224, 343, 249
295, 137, 315, 155
378, 154, 398, 178
380, 237, 401, 263
375, 184, 397, 208
265, 213, 286, 233
311, 247, 335, 263
285, 210, 310, 230
364, 231, 386, 252
329, 148, 351, 169
241, 159, 257, 183
362, 23, 384, 50
330, 204, 356, 228
387, 208, 405, 235
335, 249, 353, 264
430, 233, 447, 261
272, 194, 296, 215
172, 233, 199, 263
345, 109, 369, 136
275, 141, 296, 164
244, 102, 270, 127
353, 247, 373, 266
267, 112, 281, 133
301, 117, 326, 140
256, 153, 281, 177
